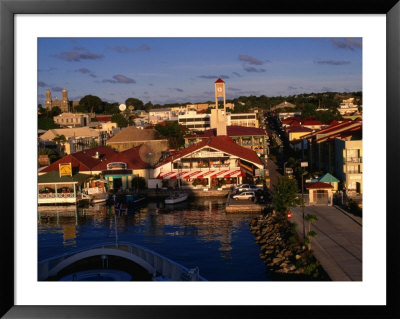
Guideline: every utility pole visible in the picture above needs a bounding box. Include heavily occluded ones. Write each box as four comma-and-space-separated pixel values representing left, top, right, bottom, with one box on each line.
300, 162, 308, 240
301, 172, 305, 240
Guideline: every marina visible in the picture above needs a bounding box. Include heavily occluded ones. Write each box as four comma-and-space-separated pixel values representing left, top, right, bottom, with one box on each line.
38, 198, 271, 281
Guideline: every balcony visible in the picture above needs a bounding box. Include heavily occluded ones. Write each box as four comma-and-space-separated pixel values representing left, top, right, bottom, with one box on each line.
346, 157, 362, 163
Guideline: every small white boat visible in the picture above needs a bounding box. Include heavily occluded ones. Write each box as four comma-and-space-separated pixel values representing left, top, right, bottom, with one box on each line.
91, 193, 108, 204
165, 192, 188, 204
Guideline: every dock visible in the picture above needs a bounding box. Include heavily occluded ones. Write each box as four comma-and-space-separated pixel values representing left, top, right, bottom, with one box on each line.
225, 192, 264, 213
140, 188, 230, 198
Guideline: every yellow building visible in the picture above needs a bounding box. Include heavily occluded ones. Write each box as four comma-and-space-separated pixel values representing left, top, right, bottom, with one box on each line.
335, 139, 362, 194
106, 126, 169, 153
228, 113, 259, 128
286, 126, 313, 142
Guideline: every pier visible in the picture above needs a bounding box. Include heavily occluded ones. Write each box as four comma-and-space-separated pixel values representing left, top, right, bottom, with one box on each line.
225, 191, 264, 213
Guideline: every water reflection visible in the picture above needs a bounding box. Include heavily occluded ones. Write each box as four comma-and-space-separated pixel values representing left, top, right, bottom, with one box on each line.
38, 198, 269, 281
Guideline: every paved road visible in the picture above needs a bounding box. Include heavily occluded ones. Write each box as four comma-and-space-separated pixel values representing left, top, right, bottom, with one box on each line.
291, 205, 362, 281
265, 158, 281, 188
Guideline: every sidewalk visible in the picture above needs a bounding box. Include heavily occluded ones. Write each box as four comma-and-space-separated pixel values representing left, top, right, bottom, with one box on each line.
291, 205, 362, 281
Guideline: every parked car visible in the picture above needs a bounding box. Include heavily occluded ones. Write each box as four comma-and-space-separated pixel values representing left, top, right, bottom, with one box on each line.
232, 191, 256, 201
233, 184, 249, 191
234, 184, 263, 193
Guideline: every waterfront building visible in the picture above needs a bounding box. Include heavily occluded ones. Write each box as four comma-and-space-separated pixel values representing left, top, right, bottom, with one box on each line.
39, 145, 155, 190
106, 126, 169, 153
39, 146, 117, 175
92, 145, 150, 190
152, 135, 264, 189
38, 170, 91, 205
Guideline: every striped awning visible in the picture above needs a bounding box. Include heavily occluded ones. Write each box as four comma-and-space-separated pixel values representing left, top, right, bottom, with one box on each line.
157, 169, 245, 179
157, 170, 203, 180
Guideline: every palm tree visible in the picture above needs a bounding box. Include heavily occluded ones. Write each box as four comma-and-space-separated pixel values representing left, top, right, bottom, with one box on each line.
52, 134, 67, 153
304, 214, 318, 251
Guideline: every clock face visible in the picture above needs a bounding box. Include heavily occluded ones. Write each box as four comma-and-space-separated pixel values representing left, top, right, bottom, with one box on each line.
217, 87, 222, 92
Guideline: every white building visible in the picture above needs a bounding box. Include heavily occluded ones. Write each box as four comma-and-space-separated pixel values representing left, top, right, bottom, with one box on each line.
228, 113, 258, 128
337, 98, 359, 115
150, 135, 264, 189
148, 108, 179, 124
178, 111, 211, 131
53, 112, 91, 128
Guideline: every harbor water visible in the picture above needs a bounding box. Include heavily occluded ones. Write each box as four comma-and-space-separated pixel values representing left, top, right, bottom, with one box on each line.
38, 198, 271, 281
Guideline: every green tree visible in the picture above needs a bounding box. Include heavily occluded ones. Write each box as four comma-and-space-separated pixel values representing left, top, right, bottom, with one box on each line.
38, 118, 59, 130
38, 148, 60, 163
315, 110, 341, 124
38, 104, 46, 116
104, 102, 120, 114
88, 141, 99, 149
272, 176, 301, 216
301, 103, 317, 119
144, 101, 153, 112
79, 95, 103, 113
52, 134, 67, 153
52, 134, 66, 144
111, 113, 128, 127
125, 97, 144, 110
304, 214, 318, 251
154, 121, 185, 149
49, 106, 62, 117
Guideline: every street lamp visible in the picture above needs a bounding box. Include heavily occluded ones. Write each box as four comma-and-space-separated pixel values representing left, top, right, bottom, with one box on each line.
300, 161, 308, 240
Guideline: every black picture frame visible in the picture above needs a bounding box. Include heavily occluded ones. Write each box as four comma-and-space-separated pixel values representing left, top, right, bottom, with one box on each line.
1, 0, 399, 318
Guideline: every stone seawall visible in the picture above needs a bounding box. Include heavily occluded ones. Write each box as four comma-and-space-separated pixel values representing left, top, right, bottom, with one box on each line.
250, 213, 329, 280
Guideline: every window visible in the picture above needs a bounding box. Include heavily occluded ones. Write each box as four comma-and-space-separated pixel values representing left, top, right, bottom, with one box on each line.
347, 165, 360, 174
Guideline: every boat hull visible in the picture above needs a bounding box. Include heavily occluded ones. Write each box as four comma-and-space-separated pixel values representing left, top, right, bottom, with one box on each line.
164, 193, 188, 204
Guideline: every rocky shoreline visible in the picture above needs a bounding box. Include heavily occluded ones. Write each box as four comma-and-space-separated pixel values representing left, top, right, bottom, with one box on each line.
250, 212, 330, 280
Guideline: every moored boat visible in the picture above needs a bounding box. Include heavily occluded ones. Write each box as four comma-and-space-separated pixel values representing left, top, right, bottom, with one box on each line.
164, 191, 188, 204
91, 193, 108, 204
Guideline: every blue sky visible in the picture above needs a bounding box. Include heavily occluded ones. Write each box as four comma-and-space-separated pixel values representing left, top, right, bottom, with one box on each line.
38, 38, 362, 105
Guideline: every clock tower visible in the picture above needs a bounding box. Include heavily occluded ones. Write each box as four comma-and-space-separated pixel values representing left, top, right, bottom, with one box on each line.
214, 78, 226, 113
211, 78, 227, 136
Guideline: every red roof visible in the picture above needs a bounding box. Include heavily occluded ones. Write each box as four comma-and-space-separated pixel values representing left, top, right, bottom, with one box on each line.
287, 126, 313, 133
199, 126, 267, 138
215, 78, 225, 83
281, 118, 301, 126
302, 120, 323, 125
93, 145, 149, 170
302, 120, 361, 140
41, 146, 117, 173
315, 124, 362, 143
306, 182, 333, 189
157, 135, 262, 167
95, 115, 112, 122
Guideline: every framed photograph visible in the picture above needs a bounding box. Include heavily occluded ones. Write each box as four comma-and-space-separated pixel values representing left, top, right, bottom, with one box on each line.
1, 0, 399, 317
